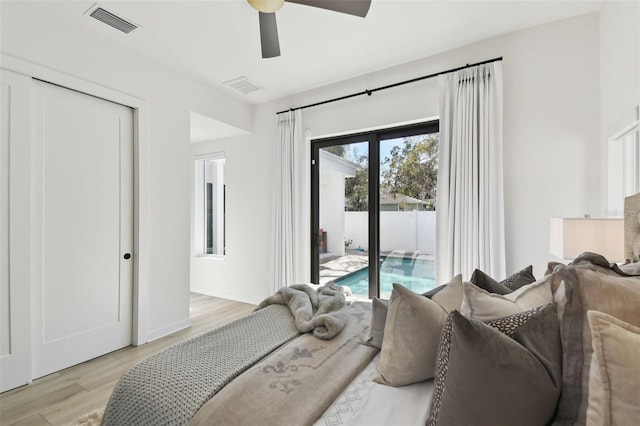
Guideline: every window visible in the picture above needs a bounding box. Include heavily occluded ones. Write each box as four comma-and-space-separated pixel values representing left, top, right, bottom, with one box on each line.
195, 153, 225, 257
607, 106, 639, 216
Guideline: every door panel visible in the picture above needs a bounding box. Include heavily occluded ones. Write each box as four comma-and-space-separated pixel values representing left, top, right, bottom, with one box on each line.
0, 70, 32, 392
314, 142, 370, 296
32, 80, 133, 378
378, 134, 439, 298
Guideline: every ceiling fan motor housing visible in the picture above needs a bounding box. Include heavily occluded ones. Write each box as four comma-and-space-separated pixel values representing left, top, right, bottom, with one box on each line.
248, 0, 285, 13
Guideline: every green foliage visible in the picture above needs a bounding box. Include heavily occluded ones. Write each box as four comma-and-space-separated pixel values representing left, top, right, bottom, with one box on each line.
341, 134, 439, 211
381, 134, 439, 210
344, 151, 369, 211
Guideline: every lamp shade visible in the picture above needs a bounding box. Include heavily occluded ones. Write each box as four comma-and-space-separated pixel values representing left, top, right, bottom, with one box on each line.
549, 217, 624, 262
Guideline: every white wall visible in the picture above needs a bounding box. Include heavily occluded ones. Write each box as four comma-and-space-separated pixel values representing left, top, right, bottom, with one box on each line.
599, 1, 640, 214
191, 12, 604, 300
1, 3, 252, 341
346, 211, 437, 255
319, 172, 347, 256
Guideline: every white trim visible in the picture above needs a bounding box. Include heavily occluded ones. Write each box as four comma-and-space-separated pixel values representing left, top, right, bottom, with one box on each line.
194, 151, 226, 161
193, 152, 226, 259
1, 53, 144, 107
191, 287, 262, 306
312, 116, 439, 140
1, 52, 150, 346
146, 318, 192, 342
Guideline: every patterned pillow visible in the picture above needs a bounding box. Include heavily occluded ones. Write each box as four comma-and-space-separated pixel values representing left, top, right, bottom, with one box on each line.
427, 305, 561, 426
470, 265, 536, 293
485, 304, 547, 337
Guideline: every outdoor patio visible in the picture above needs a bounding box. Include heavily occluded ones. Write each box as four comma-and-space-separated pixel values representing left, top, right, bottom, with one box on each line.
318, 253, 368, 285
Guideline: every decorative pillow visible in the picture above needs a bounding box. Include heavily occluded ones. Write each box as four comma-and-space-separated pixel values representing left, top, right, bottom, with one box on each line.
485, 304, 548, 337
363, 297, 388, 349
586, 310, 640, 426
422, 284, 447, 298
470, 265, 536, 293
460, 276, 553, 321
430, 274, 463, 313
552, 264, 640, 425
620, 261, 640, 276
374, 284, 447, 387
426, 305, 561, 426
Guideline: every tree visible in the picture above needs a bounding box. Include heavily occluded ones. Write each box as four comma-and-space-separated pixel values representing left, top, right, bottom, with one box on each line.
337, 134, 439, 211
344, 151, 369, 211
381, 134, 439, 210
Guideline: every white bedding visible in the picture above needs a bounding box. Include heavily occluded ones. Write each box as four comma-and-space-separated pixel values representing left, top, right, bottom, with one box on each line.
314, 353, 434, 426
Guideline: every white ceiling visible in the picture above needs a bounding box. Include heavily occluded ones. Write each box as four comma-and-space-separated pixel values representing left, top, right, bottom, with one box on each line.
23, 0, 604, 106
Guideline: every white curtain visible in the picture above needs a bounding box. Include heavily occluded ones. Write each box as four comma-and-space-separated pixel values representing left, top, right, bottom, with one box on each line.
436, 62, 506, 282
270, 110, 309, 294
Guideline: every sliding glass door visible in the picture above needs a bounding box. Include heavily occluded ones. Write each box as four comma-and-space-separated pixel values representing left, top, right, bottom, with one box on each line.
311, 121, 439, 298
377, 132, 438, 298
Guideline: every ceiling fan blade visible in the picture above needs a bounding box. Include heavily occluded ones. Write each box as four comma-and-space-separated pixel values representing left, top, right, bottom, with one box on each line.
259, 12, 281, 58
285, 0, 371, 17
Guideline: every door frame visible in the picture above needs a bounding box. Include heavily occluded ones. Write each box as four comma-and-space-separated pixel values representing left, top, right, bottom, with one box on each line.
311, 121, 439, 298
1, 53, 150, 346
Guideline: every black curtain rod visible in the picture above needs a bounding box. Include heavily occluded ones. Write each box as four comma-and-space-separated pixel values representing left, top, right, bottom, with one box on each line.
276, 56, 503, 115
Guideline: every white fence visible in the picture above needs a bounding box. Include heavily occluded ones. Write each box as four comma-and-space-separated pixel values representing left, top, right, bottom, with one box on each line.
344, 211, 436, 254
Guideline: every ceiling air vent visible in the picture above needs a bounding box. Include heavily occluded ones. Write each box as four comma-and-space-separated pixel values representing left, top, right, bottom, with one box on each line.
89, 7, 138, 34
223, 76, 263, 95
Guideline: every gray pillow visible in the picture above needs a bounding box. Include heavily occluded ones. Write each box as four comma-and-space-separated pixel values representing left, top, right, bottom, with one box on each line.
430, 274, 463, 313
460, 277, 553, 321
552, 263, 640, 425
470, 265, 536, 293
363, 297, 388, 349
374, 284, 447, 387
427, 305, 561, 426
422, 284, 447, 298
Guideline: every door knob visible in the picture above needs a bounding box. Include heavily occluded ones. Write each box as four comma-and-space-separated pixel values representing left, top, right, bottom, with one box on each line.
123, 253, 131, 260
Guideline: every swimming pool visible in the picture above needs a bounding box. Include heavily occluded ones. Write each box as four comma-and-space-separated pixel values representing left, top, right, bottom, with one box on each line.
334, 256, 436, 298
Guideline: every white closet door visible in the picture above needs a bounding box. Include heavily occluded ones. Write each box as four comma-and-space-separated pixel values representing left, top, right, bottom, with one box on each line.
0, 70, 32, 392
31, 80, 134, 378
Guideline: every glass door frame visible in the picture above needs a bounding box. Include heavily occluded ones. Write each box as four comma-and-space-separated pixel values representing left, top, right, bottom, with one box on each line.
311, 120, 439, 298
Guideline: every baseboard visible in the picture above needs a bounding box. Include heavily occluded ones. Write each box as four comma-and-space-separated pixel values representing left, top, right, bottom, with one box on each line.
190, 286, 262, 305
146, 318, 192, 342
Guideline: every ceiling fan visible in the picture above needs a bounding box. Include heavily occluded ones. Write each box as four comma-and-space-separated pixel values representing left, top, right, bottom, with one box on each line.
247, 0, 372, 58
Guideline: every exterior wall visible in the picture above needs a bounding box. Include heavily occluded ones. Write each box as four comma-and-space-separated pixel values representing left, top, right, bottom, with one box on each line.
345, 211, 437, 255
319, 171, 347, 256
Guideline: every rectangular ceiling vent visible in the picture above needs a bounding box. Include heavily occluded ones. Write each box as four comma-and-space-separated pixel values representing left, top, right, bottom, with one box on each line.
223, 76, 263, 95
89, 7, 138, 34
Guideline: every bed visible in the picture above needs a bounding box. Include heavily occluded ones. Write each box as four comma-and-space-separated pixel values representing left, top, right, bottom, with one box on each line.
101, 193, 640, 426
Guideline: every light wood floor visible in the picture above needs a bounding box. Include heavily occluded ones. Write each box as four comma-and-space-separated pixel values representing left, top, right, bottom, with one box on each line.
0, 293, 256, 426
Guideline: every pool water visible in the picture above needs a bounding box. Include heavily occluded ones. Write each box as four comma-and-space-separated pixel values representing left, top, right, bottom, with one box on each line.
334, 257, 436, 299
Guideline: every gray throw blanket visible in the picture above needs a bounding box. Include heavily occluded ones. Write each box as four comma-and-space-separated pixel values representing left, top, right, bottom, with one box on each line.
255, 282, 348, 339
101, 305, 300, 426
